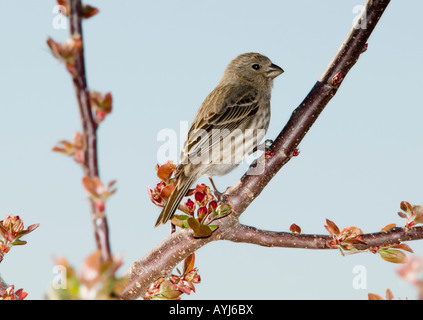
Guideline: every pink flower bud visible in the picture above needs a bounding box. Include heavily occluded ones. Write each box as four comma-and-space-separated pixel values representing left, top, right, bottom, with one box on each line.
197, 207, 207, 222
194, 192, 206, 206
184, 199, 196, 215
2, 215, 24, 234
292, 148, 301, 157
264, 151, 275, 159
12, 219, 24, 234
94, 201, 105, 212
208, 200, 217, 212
155, 181, 166, 193
195, 184, 207, 193
74, 151, 84, 164
95, 111, 106, 122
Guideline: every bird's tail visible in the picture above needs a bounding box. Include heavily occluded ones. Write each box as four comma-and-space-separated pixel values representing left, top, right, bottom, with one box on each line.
154, 172, 198, 227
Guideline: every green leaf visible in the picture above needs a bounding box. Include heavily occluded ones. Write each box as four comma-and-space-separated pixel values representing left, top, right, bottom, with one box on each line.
208, 225, 219, 232
216, 204, 231, 216
378, 249, 408, 264
159, 280, 182, 299
171, 215, 190, 228
11, 239, 27, 246
400, 201, 413, 214
207, 204, 232, 223
195, 225, 212, 238
187, 217, 200, 230
187, 217, 212, 238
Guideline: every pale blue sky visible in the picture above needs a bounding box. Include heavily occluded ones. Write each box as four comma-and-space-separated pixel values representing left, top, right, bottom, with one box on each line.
1, 1, 422, 299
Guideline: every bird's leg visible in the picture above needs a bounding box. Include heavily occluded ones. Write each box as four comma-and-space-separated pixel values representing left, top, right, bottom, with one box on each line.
208, 177, 225, 202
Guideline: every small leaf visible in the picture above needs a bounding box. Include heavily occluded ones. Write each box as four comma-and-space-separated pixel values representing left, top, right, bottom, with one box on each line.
187, 217, 212, 238
82, 5, 99, 19
171, 215, 190, 228
82, 176, 100, 198
385, 288, 394, 300
324, 219, 340, 236
413, 206, 423, 224
183, 253, 195, 275
16, 223, 40, 239
107, 180, 117, 189
368, 293, 384, 300
215, 204, 231, 218
187, 217, 200, 231
11, 239, 27, 246
157, 161, 176, 181
207, 204, 231, 224
195, 225, 212, 238
397, 212, 407, 219
400, 201, 413, 214
391, 243, 414, 253
159, 280, 182, 300
380, 224, 396, 232
208, 225, 219, 232
379, 249, 408, 264
160, 184, 175, 200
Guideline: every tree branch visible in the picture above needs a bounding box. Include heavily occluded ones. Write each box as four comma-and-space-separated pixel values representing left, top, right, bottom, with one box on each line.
120, 0, 392, 299
224, 224, 423, 250
69, 0, 111, 262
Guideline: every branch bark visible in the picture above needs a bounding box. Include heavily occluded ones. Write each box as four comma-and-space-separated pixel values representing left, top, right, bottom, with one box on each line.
69, 0, 111, 262
120, 0, 393, 299
225, 224, 423, 250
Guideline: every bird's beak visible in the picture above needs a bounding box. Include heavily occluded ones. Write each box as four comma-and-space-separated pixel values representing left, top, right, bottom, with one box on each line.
267, 63, 284, 79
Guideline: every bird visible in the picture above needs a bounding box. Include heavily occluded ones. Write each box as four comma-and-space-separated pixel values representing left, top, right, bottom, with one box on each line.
155, 52, 284, 227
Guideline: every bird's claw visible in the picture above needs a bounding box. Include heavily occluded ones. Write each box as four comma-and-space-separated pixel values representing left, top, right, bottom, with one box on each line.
213, 189, 228, 203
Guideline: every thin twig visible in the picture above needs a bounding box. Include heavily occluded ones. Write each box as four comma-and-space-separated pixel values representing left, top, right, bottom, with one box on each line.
69, 0, 111, 262
224, 224, 423, 250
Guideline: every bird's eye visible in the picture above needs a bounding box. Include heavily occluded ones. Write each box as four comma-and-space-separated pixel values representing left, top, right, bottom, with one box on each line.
251, 64, 260, 70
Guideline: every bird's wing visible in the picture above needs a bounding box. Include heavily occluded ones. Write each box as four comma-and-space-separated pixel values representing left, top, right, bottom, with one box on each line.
181, 85, 260, 163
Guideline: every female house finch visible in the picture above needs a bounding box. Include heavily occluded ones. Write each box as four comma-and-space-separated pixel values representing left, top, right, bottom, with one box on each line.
155, 53, 284, 227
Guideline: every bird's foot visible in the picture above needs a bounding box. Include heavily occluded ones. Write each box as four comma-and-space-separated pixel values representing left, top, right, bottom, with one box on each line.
213, 189, 229, 203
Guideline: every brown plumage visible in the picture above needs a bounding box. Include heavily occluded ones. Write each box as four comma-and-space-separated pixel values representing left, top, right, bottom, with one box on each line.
155, 53, 284, 227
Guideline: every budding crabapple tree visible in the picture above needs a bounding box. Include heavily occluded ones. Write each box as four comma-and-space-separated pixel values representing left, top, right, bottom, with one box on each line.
2, 0, 423, 300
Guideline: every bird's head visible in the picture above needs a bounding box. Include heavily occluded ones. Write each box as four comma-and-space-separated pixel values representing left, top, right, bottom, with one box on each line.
223, 52, 284, 87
